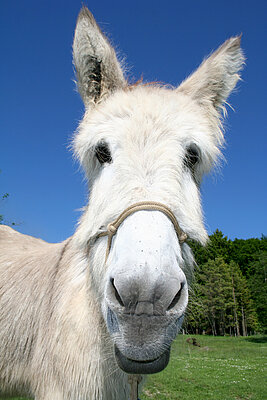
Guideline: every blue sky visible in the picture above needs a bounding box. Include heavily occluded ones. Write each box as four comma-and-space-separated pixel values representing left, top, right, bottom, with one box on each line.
1, 0, 266, 243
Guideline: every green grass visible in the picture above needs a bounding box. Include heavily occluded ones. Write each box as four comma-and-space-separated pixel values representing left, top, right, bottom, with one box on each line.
142, 335, 267, 400
2, 335, 266, 400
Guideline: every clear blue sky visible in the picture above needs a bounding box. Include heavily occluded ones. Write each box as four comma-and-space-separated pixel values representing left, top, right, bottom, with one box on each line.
1, 0, 266, 243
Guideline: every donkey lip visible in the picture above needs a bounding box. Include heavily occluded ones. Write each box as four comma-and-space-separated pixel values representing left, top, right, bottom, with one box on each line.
114, 345, 170, 374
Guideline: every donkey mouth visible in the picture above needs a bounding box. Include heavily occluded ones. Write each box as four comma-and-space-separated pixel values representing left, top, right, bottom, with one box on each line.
114, 345, 170, 374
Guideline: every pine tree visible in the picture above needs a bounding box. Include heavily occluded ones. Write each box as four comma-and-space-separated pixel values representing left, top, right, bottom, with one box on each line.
247, 251, 267, 332
185, 256, 259, 335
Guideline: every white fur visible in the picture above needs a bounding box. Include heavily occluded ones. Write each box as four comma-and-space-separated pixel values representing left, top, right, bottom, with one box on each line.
0, 7, 244, 399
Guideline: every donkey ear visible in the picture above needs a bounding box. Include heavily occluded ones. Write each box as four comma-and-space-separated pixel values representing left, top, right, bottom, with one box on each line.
177, 36, 245, 113
73, 7, 126, 107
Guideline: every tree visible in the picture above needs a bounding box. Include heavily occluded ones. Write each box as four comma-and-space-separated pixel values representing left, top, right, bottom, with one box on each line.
247, 251, 267, 332
185, 256, 259, 336
229, 260, 259, 336
189, 230, 232, 265
187, 230, 265, 335
199, 258, 235, 335
230, 236, 267, 277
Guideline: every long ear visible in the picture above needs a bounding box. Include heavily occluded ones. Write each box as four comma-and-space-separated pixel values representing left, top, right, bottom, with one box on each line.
73, 7, 126, 107
177, 36, 245, 114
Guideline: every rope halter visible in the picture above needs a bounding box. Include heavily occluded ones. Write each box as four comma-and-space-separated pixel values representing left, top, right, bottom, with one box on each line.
96, 201, 188, 262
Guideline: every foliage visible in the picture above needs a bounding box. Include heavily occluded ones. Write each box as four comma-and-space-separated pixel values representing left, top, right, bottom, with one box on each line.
247, 251, 267, 330
185, 258, 259, 336
190, 230, 267, 276
231, 236, 267, 277
189, 229, 232, 264
187, 231, 266, 334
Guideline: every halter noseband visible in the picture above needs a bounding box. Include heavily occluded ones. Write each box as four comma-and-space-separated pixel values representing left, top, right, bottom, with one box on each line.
97, 201, 188, 262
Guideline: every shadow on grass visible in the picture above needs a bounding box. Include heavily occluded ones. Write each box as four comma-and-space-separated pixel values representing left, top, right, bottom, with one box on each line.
245, 335, 267, 343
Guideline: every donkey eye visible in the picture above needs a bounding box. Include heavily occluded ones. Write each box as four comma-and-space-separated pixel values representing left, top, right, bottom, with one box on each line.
184, 144, 200, 171
95, 141, 112, 164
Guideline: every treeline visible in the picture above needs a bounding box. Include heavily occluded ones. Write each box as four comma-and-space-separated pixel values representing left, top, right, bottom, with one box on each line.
184, 230, 266, 336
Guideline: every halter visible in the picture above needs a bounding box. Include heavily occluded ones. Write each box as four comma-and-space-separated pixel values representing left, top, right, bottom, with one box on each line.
96, 201, 187, 400
97, 201, 188, 262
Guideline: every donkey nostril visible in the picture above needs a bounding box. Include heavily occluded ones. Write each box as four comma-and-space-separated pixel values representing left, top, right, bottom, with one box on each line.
110, 278, 124, 307
167, 282, 184, 311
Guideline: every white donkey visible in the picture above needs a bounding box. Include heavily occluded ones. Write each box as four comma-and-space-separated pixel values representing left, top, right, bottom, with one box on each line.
0, 7, 244, 400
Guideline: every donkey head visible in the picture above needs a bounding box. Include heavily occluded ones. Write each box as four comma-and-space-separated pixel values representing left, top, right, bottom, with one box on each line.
73, 8, 244, 374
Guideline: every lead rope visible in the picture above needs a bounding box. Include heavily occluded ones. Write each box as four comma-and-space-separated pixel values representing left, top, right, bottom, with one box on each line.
97, 201, 188, 262
128, 374, 142, 400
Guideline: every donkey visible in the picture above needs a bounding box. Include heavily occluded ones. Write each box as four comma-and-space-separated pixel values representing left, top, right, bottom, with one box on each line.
0, 7, 244, 400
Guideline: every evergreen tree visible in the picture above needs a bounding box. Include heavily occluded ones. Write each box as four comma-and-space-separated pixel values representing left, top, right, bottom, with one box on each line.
247, 251, 267, 332
189, 230, 232, 265
230, 236, 267, 277
198, 258, 234, 335
185, 256, 259, 335
229, 261, 259, 335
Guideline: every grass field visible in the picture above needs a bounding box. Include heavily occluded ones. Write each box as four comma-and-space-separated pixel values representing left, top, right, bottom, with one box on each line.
3, 335, 266, 400
142, 335, 266, 400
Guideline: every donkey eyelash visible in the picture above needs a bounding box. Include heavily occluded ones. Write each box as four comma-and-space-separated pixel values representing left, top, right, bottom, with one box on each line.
95, 141, 112, 165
